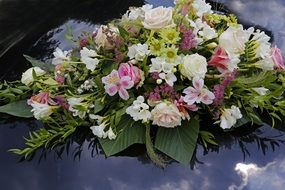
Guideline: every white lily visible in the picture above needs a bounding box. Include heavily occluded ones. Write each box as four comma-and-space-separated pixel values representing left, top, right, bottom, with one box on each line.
30, 101, 53, 120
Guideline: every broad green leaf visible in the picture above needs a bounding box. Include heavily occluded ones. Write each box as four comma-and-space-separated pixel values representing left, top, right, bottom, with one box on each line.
0, 100, 33, 118
94, 99, 104, 114
99, 116, 145, 156
41, 78, 58, 86
155, 118, 200, 165
24, 55, 54, 72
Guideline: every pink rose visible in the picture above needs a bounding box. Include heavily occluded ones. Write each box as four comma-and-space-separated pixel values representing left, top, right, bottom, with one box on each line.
118, 62, 142, 85
208, 46, 229, 73
271, 46, 285, 70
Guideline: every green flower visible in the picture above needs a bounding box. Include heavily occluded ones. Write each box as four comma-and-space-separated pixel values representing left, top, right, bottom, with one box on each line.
162, 45, 178, 62
149, 38, 165, 56
159, 27, 181, 44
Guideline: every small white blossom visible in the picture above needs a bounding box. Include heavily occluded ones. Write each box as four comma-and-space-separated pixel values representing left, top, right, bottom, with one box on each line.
90, 123, 107, 138
107, 127, 116, 140
217, 105, 242, 129
192, 0, 213, 18
126, 96, 151, 122
67, 97, 87, 119
149, 57, 174, 74
52, 47, 70, 65
252, 87, 269, 95
158, 72, 177, 86
127, 43, 150, 61
252, 29, 271, 59
80, 47, 100, 71
30, 101, 53, 120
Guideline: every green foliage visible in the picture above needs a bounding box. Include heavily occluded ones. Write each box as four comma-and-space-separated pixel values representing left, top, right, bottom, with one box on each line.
99, 116, 145, 156
155, 118, 200, 165
199, 131, 218, 149
0, 100, 33, 118
10, 124, 76, 159
24, 55, 54, 72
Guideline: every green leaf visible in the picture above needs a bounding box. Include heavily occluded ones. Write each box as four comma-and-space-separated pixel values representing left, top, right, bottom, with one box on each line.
24, 55, 54, 72
117, 25, 129, 39
99, 116, 145, 156
94, 99, 104, 114
41, 78, 58, 86
0, 100, 33, 118
155, 118, 200, 165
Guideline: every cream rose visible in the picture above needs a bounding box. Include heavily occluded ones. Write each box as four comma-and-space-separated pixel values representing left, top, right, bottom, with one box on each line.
180, 53, 207, 79
219, 25, 253, 56
142, 6, 174, 30
151, 102, 182, 128
21, 67, 46, 86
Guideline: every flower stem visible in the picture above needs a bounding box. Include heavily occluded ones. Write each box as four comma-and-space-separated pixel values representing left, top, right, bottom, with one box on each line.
145, 125, 165, 168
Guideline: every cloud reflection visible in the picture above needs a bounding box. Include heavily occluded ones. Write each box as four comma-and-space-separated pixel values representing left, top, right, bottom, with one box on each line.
230, 159, 285, 190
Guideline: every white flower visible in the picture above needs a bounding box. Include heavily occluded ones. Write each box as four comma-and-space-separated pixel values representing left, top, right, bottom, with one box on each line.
251, 29, 271, 59
149, 57, 174, 73
107, 127, 116, 140
90, 123, 107, 139
30, 101, 53, 120
219, 25, 254, 57
151, 102, 182, 128
180, 53, 208, 79
52, 47, 70, 65
255, 57, 275, 71
21, 67, 46, 86
123, 4, 153, 20
142, 6, 174, 30
252, 87, 269, 95
80, 47, 99, 71
218, 105, 242, 129
127, 43, 150, 61
192, 0, 213, 18
158, 72, 177, 86
198, 23, 217, 40
67, 97, 87, 119
89, 114, 104, 124
126, 96, 151, 122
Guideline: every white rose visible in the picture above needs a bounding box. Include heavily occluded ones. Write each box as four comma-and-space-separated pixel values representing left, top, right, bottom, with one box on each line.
21, 67, 46, 86
180, 53, 207, 79
151, 102, 182, 128
142, 6, 174, 30
219, 25, 253, 56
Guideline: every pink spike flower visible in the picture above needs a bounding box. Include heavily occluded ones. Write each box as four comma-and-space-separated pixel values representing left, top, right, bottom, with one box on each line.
183, 77, 215, 105
102, 70, 134, 100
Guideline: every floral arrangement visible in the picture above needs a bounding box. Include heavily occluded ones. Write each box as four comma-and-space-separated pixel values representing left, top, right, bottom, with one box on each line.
1, 0, 285, 166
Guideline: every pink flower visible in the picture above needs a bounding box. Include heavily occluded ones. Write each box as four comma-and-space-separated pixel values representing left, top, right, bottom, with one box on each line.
271, 46, 285, 70
28, 92, 50, 105
102, 70, 134, 100
118, 62, 142, 86
55, 75, 65, 85
208, 46, 229, 72
183, 77, 215, 105
175, 97, 198, 120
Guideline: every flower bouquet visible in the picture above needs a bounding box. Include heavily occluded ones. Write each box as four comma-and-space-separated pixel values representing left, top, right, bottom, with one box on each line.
1, 0, 285, 166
